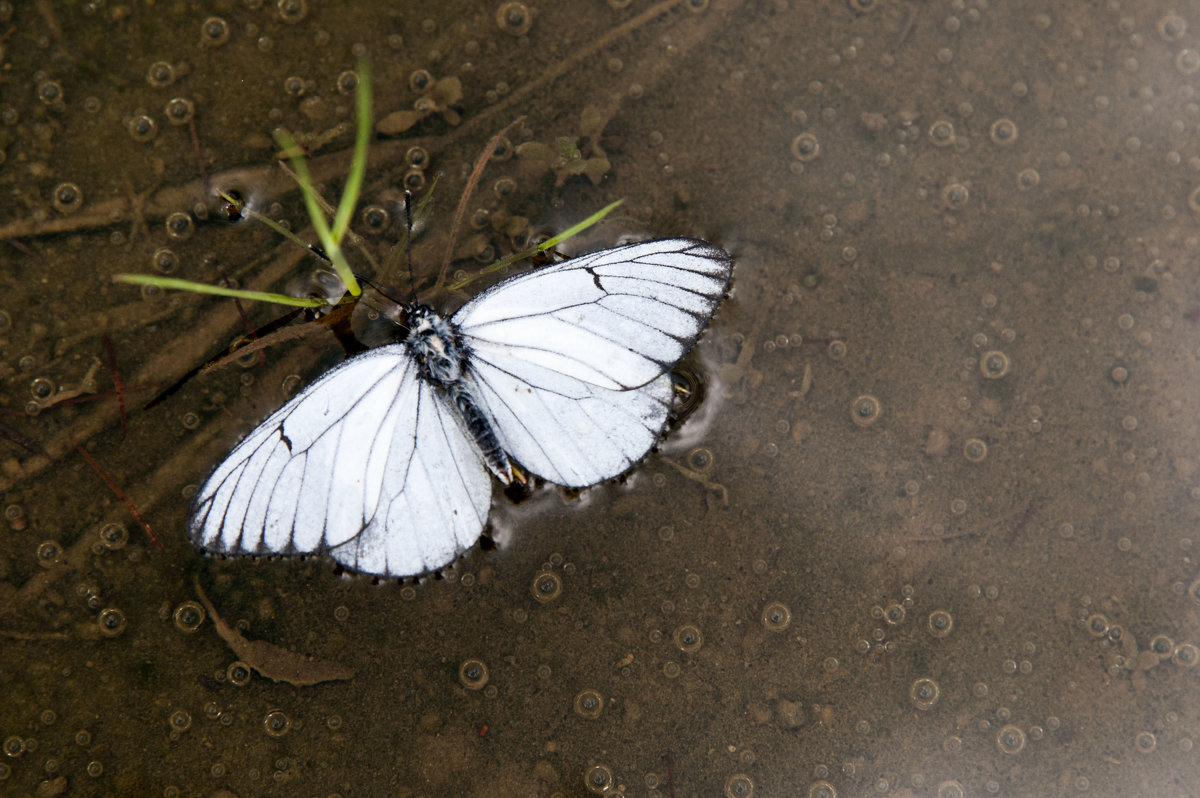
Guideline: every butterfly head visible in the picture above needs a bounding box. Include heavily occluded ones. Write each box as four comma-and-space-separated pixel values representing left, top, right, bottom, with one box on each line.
405, 304, 464, 384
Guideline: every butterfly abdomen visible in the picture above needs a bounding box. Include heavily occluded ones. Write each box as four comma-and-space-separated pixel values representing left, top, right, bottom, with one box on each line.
447, 380, 512, 484
406, 305, 513, 484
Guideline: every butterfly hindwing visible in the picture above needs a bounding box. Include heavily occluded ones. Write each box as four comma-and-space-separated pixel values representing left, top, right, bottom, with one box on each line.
453, 238, 732, 486
189, 346, 491, 577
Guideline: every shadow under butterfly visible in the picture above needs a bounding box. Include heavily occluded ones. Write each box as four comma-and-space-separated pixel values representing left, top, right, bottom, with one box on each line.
189, 238, 733, 577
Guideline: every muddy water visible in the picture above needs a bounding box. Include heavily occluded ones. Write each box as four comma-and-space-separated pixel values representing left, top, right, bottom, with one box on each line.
0, 1, 1197, 795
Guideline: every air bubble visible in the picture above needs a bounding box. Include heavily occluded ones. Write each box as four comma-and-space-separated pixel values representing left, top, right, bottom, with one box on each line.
996, 724, 1026, 754
165, 212, 194, 240
276, 0, 308, 23
227, 661, 251, 686
200, 17, 230, 46
725, 773, 754, 798
942, 182, 969, 209
164, 97, 194, 125
52, 183, 83, 214
937, 782, 965, 798
168, 709, 192, 733
531, 571, 562, 602
674, 624, 703, 653
929, 120, 955, 147
128, 114, 157, 142
36, 540, 63, 568
927, 609, 953, 637
791, 133, 820, 161
173, 601, 206, 633
497, 2, 532, 35
850, 394, 882, 427
573, 689, 603, 719
762, 601, 792, 631
989, 118, 1018, 145
147, 61, 175, 87
458, 659, 489, 690
1172, 643, 1199, 667
963, 438, 987, 462
360, 205, 390, 234
810, 780, 838, 798
98, 608, 126, 638
910, 677, 940, 710
263, 709, 291, 737
979, 350, 1010, 379
37, 79, 63, 106
336, 70, 358, 95
585, 764, 613, 793
152, 248, 179, 274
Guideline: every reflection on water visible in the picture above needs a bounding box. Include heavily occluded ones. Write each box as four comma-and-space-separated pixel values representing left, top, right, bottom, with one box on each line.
1, 0, 1198, 794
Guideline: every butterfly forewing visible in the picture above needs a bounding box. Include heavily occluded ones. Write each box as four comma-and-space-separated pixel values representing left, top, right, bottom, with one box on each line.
454, 238, 732, 487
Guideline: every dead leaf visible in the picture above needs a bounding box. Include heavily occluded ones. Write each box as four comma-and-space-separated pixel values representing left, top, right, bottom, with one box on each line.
193, 576, 355, 687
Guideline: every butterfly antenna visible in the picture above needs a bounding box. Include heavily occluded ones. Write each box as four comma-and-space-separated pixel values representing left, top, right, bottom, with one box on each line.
404, 190, 417, 305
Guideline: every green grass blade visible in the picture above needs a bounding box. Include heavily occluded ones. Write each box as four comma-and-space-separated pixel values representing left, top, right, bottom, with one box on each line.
534, 198, 623, 254
113, 273, 329, 308
274, 129, 361, 297
446, 198, 624, 292
332, 59, 372, 245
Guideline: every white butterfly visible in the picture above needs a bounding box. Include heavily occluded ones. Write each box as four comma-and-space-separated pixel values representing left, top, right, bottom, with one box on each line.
189, 238, 733, 577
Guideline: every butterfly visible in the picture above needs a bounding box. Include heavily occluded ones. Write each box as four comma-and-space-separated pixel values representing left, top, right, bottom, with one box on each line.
188, 238, 733, 577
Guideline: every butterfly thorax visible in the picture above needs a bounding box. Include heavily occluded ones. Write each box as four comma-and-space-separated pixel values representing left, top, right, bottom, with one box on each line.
405, 305, 513, 484
406, 305, 463, 384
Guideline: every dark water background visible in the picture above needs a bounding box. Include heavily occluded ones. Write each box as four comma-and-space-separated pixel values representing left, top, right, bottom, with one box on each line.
1, 0, 1198, 795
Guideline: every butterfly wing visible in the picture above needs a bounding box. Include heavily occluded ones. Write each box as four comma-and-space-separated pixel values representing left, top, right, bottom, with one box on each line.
452, 238, 732, 486
188, 346, 492, 577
